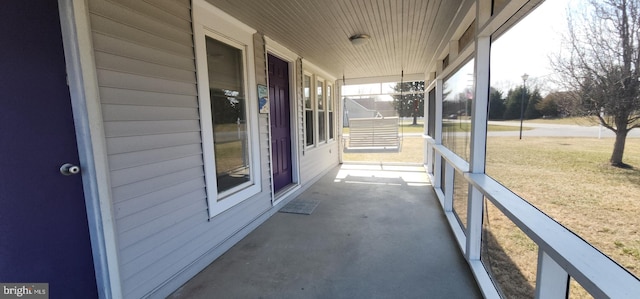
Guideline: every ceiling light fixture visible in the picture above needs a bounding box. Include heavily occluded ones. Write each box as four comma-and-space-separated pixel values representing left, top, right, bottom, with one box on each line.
349, 34, 370, 46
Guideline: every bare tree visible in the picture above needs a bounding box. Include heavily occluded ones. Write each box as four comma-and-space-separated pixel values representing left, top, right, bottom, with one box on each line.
551, 0, 640, 167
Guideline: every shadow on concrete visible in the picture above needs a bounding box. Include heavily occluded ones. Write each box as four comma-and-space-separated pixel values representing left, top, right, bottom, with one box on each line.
169, 164, 482, 299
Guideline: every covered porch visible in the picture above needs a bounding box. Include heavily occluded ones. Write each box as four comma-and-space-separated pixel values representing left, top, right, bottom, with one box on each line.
6, 0, 637, 298
168, 164, 482, 298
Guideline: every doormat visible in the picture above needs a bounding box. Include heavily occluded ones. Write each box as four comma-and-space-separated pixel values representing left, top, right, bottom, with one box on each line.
279, 199, 320, 215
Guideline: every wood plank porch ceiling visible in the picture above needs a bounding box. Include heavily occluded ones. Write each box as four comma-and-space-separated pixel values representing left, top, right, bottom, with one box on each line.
206, 0, 466, 80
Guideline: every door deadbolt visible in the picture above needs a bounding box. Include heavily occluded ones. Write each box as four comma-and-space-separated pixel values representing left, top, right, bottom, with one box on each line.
60, 163, 81, 176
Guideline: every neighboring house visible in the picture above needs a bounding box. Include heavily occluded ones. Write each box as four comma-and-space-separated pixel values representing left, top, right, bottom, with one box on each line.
344, 96, 396, 126
2, 1, 637, 298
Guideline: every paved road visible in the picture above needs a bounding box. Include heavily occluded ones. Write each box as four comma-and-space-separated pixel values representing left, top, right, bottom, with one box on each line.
487, 121, 640, 138
344, 120, 640, 138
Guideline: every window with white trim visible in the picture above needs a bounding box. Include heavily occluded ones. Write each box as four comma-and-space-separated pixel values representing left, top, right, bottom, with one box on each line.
193, 2, 261, 218
317, 78, 326, 143
327, 83, 334, 140
304, 74, 314, 146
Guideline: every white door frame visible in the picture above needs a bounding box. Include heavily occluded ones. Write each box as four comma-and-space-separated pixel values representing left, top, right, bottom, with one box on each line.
58, 0, 122, 297
266, 37, 301, 206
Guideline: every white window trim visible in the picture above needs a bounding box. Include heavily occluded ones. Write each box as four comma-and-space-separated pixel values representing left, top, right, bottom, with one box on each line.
327, 82, 335, 142
303, 59, 336, 83
193, 0, 261, 218
301, 59, 337, 149
303, 71, 315, 148
265, 36, 298, 62
316, 76, 326, 144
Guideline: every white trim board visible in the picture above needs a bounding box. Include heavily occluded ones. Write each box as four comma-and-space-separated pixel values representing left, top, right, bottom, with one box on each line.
193, 0, 256, 36
265, 36, 299, 62
58, 0, 123, 297
302, 59, 337, 82
342, 73, 426, 85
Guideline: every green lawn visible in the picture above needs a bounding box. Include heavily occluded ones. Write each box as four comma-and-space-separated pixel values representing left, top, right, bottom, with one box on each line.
484, 137, 640, 298
442, 122, 533, 132
494, 116, 598, 126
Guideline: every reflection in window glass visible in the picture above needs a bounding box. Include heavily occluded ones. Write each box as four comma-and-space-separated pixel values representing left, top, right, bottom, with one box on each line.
304, 75, 314, 146
205, 36, 250, 194
427, 88, 436, 137
328, 84, 334, 140
318, 80, 326, 143
442, 59, 474, 161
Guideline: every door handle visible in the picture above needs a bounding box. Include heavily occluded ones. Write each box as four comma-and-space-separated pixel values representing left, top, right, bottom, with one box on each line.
60, 163, 81, 176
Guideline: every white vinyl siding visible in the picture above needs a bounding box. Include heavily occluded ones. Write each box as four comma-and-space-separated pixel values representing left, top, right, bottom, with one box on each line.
298, 64, 340, 181
88, 0, 272, 297
86, 0, 341, 297
299, 141, 340, 182
254, 34, 275, 197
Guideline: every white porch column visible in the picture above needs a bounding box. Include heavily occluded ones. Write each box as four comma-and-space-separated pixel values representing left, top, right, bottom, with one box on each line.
466, 35, 491, 260
432, 79, 444, 190
434, 78, 443, 145
424, 74, 431, 170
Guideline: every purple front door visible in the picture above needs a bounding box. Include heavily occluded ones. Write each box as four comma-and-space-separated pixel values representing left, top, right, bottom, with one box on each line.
268, 55, 293, 192
0, 1, 98, 298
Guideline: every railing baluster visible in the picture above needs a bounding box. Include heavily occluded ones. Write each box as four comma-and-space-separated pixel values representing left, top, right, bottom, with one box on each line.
535, 250, 569, 299
466, 186, 483, 261
444, 163, 455, 212
428, 146, 640, 298
433, 152, 442, 190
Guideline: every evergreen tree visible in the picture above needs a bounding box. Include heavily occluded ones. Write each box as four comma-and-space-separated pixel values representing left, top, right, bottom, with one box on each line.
503, 86, 542, 120
524, 89, 543, 119
392, 81, 425, 125
535, 95, 560, 118
488, 87, 505, 120
503, 86, 527, 120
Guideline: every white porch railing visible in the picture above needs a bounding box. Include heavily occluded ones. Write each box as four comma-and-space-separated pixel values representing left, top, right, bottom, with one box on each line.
426, 137, 640, 299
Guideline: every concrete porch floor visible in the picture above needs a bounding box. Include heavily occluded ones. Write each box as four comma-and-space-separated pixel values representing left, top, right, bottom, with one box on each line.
168, 164, 482, 299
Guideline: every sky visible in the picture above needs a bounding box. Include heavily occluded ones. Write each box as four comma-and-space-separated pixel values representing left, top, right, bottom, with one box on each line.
490, 0, 574, 94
